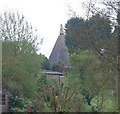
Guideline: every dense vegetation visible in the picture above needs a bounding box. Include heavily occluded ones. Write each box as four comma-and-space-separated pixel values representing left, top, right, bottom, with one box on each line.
1, 11, 50, 112
1, 0, 119, 112
64, 12, 118, 112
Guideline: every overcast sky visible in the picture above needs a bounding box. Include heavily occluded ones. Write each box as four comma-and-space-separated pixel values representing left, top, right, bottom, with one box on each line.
0, 0, 87, 58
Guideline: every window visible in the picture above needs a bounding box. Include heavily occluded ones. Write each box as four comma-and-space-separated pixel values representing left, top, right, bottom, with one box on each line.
2, 94, 5, 105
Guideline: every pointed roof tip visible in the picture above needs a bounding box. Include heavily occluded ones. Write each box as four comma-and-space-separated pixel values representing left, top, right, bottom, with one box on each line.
60, 24, 64, 35
60, 24, 63, 29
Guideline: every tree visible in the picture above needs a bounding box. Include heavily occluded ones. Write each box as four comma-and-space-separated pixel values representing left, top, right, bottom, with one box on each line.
65, 3, 118, 111
0, 11, 40, 54
87, 14, 111, 40
1, 11, 43, 97
66, 50, 117, 111
2, 41, 42, 97
40, 54, 50, 70
65, 14, 113, 53
83, 0, 119, 111
65, 17, 87, 52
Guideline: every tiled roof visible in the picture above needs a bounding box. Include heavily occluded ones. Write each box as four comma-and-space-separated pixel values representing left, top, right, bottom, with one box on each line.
49, 25, 69, 65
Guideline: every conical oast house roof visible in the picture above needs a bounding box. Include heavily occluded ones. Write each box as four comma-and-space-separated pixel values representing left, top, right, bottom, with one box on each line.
49, 24, 69, 66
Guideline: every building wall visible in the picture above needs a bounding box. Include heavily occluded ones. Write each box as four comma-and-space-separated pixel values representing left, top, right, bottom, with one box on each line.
2, 94, 9, 112
46, 75, 64, 85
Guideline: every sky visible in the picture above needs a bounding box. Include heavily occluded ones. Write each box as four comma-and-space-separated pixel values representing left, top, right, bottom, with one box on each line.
0, 0, 87, 58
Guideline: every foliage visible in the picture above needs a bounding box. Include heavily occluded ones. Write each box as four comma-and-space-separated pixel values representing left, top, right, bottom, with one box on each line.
9, 96, 33, 112
40, 54, 50, 70
0, 11, 39, 49
1, 11, 46, 98
66, 49, 117, 111
51, 61, 65, 72
1, 5, 119, 112
65, 17, 87, 52
65, 9, 117, 112
37, 73, 47, 92
81, 94, 118, 112
87, 14, 112, 40
2, 41, 42, 97
65, 14, 115, 53
36, 81, 84, 112
82, 0, 119, 112
90, 95, 118, 112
